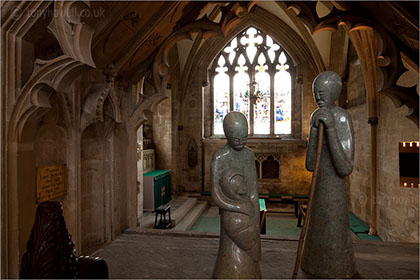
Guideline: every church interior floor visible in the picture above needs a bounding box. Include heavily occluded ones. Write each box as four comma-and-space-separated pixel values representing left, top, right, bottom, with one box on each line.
190, 204, 302, 237
139, 196, 381, 240
93, 231, 419, 279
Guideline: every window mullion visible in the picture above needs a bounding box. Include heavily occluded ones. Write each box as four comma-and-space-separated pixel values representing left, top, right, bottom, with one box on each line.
229, 69, 234, 112
249, 70, 254, 135
211, 73, 215, 135
270, 71, 275, 135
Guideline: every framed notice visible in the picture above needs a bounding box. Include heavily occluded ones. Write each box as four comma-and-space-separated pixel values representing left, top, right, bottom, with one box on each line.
36, 165, 66, 203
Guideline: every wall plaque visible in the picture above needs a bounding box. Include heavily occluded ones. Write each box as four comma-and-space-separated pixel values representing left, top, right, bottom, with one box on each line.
36, 165, 66, 203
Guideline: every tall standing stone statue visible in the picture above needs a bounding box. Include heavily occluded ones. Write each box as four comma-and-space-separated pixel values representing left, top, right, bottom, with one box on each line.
301, 71, 356, 278
211, 111, 261, 279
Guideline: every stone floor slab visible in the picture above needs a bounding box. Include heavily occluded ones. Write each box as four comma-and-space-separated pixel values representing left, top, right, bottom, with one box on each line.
94, 231, 419, 279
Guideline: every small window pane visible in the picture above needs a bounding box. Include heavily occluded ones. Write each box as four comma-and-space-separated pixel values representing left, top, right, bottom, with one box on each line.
267, 41, 280, 63
257, 53, 266, 65
214, 66, 229, 135
274, 70, 291, 134
234, 72, 250, 126
254, 71, 270, 134
224, 38, 237, 65
279, 51, 287, 65
266, 35, 273, 47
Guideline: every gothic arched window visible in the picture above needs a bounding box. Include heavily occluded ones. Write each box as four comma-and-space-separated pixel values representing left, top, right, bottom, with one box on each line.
212, 26, 292, 136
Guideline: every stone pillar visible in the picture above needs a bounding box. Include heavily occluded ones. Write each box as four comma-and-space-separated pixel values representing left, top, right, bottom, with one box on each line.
345, 25, 382, 235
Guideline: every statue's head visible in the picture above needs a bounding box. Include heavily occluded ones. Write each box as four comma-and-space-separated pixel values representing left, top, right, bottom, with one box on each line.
223, 111, 248, 151
312, 71, 342, 108
220, 167, 246, 200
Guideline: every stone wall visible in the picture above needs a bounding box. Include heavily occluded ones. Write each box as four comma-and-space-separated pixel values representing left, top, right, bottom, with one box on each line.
376, 95, 419, 242
179, 70, 316, 195
12, 68, 136, 258
347, 54, 419, 242
178, 78, 204, 193
301, 63, 318, 139
348, 104, 371, 223
81, 123, 106, 253
202, 139, 312, 194
151, 47, 179, 194
153, 92, 172, 171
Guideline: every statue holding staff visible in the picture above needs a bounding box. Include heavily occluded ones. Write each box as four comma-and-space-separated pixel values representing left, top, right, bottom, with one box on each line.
301, 71, 356, 278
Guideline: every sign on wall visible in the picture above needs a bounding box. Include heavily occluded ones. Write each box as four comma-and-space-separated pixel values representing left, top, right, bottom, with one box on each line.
36, 165, 66, 203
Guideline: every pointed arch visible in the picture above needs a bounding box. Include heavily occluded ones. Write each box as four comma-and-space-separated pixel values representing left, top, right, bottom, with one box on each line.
211, 25, 293, 136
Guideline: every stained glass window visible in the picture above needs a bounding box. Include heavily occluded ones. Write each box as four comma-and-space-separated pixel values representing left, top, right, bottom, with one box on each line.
212, 26, 292, 136
214, 56, 229, 135
275, 52, 292, 134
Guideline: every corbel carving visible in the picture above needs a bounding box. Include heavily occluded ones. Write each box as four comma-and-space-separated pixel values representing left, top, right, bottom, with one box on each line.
80, 83, 112, 132
80, 64, 123, 132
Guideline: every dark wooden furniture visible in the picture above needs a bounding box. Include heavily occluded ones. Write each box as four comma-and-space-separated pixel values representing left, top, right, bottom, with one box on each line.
154, 204, 172, 229
259, 193, 308, 217
20, 201, 109, 279
297, 204, 307, 227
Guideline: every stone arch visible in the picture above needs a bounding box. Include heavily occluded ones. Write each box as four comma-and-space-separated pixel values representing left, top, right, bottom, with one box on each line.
80, 96, 123, 254
16, 94, 68, 268
192, 6, 319, 86
180, 6, 317, 138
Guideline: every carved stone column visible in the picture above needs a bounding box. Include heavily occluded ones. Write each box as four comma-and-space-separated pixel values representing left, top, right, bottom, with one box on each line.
345, 25, 381, 235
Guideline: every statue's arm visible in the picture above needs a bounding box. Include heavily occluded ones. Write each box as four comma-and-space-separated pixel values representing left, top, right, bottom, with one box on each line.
249, 149, 259, 200
210, 154, 245, 213
325, 113, 354, 177
305, 115, 318, 172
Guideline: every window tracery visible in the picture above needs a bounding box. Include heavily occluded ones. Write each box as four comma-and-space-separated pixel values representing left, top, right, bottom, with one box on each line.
212, 26, 292, 136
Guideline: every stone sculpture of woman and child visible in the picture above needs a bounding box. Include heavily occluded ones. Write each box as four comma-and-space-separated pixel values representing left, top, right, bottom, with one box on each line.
211, 71, 356, 279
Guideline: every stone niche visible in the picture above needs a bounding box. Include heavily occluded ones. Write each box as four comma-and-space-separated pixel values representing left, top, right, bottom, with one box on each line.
203, 138, 312, 195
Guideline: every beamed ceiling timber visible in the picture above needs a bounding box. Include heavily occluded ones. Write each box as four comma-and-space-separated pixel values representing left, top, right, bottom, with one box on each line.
1, 2, 419, 277
2, 0, 419, 127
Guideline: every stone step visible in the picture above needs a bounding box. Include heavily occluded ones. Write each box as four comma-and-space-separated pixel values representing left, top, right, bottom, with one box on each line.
171, 197, 198, 226
138, 212, 156, 229
139, 197, 188, 229
172, 201, 208, 232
